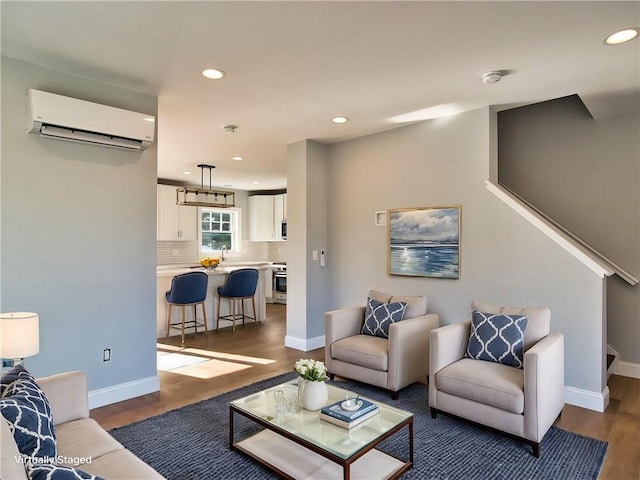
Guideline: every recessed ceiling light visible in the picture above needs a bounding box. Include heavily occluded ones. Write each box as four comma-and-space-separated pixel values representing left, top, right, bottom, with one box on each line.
143, 117, 155, 122
232, 156, 244, 161
331, 116, 349, 124
252, 181, 260, 185
202, 68, 226, 79
604, 28, 639, 45
182, 171, 192, 175
224, 184, 233, 187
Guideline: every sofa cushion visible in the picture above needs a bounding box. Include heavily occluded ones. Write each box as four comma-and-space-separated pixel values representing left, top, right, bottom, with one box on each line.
368, 290, 392, 303
55, 419, 124, 465
77, 449, 164, 480
331, 335, 389, 371
2, 416, 28, 480
368, 291, 427, 319
465, 311, 528, 368
361, 297, 407, 338
436, 358, 525, 414
0, 366, 57, 459
472, 300, 550, 351
389, 295, 427, 319
26, 463, 105, 480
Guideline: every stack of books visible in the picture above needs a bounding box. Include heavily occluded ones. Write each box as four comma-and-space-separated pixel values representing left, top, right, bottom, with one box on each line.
319, 397, 379, 429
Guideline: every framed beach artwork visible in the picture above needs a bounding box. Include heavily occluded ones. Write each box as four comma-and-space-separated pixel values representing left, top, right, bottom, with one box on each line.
388, 206, 461, 279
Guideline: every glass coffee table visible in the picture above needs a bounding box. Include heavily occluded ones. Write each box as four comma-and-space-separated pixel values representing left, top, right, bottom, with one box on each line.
229, 379, 413, 480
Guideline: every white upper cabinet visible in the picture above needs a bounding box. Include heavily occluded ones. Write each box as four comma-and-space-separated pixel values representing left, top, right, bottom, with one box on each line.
157, 184, 197, 241
274, 193, 287, 241
249, 193, 287, 242
249, 195, 275, 241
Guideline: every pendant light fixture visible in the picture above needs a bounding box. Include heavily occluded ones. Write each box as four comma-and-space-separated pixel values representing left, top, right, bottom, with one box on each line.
176, 164, 235, 208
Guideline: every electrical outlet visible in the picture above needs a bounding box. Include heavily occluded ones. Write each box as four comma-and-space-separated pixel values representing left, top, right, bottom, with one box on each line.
102, 348, 111, 362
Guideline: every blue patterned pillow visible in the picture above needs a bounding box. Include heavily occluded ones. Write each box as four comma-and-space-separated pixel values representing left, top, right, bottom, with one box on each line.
26, 463, 105, 480
465, 311, 528, 368
0, 364, 25, 396
361, 297, 407, 338
0, 365, 57, 458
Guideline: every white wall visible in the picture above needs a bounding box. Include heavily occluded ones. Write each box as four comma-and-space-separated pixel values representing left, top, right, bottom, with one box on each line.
1, 57, 159, 401
325, 107, 607, 403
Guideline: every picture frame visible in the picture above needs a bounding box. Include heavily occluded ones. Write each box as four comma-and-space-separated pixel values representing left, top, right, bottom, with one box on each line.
388, 206, 461, 279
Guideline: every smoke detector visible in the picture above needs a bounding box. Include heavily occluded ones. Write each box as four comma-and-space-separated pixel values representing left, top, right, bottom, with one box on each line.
222, 125, 237, 134
482, 71, 502, 85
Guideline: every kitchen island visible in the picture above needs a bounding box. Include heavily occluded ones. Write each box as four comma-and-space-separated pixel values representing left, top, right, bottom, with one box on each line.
156, 263, 272, 338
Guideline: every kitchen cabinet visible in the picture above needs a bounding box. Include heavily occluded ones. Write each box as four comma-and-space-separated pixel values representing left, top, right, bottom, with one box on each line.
274, 193, 287, 241
157, 184, 197, 241
249, 193, 287, 241
249, 195, 275, 241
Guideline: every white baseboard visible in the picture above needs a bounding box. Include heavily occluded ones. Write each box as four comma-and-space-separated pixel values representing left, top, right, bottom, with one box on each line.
565, 385, 609, 413
613, 361, 640, 379
284, 335, 325, 352
88, 375, 160, 410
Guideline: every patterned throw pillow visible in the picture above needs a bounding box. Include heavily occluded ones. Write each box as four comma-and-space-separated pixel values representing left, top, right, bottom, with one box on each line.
0, 364, 25, 396
361, 297, 407, 338
465, 311, 528, 368
26, 463, 106, 480
0, 365, 57, 458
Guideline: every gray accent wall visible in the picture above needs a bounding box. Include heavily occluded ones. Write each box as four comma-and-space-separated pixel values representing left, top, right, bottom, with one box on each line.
325, 107, 607, 395
286, 140, 329, 345
1, 57, 158, 391
498, 95, 640, 365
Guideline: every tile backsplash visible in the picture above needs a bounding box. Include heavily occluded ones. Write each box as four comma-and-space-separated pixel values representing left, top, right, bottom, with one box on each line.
157, 241, 199, 264
157, 240, 286, 265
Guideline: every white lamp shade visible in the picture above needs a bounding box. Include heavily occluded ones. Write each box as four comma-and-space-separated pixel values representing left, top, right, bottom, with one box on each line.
0, 312, 40, 359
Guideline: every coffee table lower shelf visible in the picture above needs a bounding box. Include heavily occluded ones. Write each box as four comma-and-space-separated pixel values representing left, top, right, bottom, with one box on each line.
234, 429, 407, 480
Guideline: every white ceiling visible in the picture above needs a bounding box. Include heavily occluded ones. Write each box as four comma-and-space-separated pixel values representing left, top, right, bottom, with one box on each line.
2, 1, 638, 190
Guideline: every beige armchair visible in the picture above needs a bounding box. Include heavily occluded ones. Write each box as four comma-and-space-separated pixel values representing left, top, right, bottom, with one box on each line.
429, 300, 565, 457
325, 290, 440, 399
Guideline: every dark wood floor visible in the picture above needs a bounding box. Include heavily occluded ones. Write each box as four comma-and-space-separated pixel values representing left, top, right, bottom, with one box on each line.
91, 304, 639, 479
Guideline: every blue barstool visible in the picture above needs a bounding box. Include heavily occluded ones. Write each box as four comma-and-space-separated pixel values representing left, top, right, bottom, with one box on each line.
216, 268, 259, 331
165, 271, 209, 345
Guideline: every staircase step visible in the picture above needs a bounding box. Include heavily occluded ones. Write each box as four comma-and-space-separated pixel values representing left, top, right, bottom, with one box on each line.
607, 353, 615, 370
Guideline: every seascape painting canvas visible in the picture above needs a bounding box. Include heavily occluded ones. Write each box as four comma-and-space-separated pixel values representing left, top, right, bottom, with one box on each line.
388, 206, 460, 278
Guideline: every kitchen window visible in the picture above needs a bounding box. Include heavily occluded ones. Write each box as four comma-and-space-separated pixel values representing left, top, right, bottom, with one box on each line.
199, 207, 241, 257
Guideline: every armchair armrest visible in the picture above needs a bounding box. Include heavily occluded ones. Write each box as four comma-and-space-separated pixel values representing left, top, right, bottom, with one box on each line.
429, 320, 470, 377
325, 306, 365, 345
388, 313, 439, 391
524, 332, 565, 442
36, 371, 89, 425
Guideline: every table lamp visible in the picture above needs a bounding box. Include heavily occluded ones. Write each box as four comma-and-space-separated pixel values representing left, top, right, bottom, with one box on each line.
0, 312, 40, 366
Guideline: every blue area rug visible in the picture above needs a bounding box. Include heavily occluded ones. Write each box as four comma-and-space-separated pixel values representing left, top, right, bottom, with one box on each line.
110, 373, 607, 479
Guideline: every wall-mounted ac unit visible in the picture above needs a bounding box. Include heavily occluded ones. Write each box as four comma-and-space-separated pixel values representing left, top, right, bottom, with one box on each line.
27, 89, 155, 151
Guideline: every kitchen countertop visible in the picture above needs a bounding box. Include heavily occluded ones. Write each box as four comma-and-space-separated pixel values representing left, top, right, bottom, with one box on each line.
157, 262, 272, 277
156, 262, 273, 336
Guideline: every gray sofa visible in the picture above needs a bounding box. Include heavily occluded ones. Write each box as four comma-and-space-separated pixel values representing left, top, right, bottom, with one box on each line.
1, 370, 164, 480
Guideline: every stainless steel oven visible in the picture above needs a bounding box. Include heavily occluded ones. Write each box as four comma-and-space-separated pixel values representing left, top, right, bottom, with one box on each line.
272, 263, 286, 304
